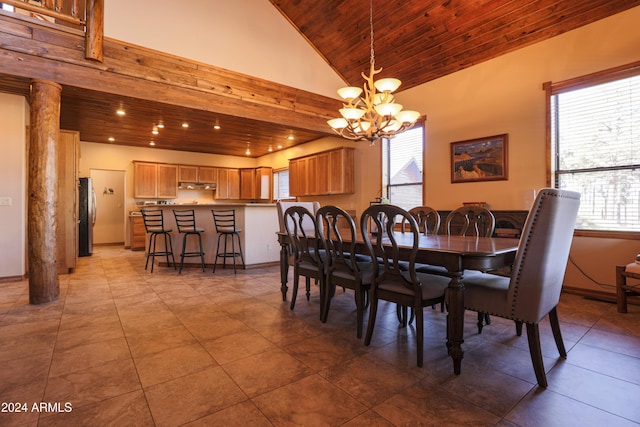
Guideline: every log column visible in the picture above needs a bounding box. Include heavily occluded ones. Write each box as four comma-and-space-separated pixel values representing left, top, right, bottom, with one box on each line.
28, 79, 61, 304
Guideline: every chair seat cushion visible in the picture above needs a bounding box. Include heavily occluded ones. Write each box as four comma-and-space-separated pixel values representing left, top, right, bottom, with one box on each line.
378, 272, 450, 300
218, 227, 241, 233
462, 273, 511, 316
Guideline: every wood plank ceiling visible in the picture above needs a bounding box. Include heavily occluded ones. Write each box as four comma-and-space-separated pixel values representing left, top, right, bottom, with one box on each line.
3, 0, 640, 157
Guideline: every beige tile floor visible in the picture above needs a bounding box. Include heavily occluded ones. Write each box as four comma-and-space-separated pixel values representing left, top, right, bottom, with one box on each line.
1, 246, 639, 426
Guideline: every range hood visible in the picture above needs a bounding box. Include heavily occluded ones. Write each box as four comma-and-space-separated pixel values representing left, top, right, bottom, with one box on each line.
178, 182, 217, 190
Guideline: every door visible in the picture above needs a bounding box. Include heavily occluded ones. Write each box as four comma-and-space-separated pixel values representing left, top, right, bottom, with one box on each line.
90, 169, 126, 245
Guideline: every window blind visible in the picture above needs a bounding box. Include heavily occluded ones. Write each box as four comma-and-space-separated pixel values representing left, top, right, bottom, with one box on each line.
553, 73, 640, 231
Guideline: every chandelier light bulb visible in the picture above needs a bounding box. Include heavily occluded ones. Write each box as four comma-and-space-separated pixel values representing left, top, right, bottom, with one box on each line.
340, 107, 366, 120
337, 86, 363, 100
374, 102, 403, 117
327, 118, 348, 129
374, 78, 401, 93
395, 110, 421, 123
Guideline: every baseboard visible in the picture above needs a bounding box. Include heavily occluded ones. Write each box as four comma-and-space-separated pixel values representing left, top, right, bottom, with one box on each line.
562, 285, 640, 306
158, 261, 280, 270
0, 274, 27, 283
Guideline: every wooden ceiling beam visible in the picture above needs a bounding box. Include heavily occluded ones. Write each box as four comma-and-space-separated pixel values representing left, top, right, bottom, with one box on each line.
0, 12, 340, 135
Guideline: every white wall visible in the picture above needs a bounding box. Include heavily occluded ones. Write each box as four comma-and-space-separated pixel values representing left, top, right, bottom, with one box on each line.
0, 93, 27, 278
103, 0, 345, 98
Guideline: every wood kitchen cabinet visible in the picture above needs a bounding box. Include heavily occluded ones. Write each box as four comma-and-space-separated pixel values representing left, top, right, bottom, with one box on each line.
178, 165, 217, 183
240, 168, 256, 199
197, 166, 217, 183
288, 147, 354, 196
134, 161, 178, 198
178, 165, 198, 182
129, 215, 145, 251
255, 167, 273, 200
216, 168, 240, 200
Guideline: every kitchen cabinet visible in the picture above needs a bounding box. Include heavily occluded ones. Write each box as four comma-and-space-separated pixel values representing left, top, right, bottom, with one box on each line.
198, 166, 217, 183
255, 167, 273, 200
289, 157, 308, 196
134, 161, 178, 198
288, 147, 354, 196
129, 215, 145, 251
178, 165, 198, 182
240, 168, 256, 199
178, 165, 217, 183
216, 168, 240, 200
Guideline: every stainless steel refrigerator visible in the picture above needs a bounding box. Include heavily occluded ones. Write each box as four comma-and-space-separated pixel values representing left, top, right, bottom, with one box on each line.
78, 177, 96, 257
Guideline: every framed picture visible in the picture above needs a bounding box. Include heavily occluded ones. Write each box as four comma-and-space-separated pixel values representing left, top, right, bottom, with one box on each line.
451, 134, 508, 183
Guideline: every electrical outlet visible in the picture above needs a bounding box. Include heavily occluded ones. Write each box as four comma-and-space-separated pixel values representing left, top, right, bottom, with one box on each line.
0, 197, 11, 206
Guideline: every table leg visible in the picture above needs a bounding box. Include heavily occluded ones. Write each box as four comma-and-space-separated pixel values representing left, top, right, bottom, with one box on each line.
446, 270, 465, 375
280, 242, 289, 301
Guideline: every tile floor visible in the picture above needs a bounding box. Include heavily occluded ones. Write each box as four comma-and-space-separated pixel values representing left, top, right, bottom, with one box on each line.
0, 246, 639, 426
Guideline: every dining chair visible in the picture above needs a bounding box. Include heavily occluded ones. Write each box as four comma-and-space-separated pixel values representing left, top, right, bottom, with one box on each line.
403, 206, 441, 235
360, 204, 451, 367
416, 205, 496, 327
276, 201, 321, 301
283, 206, 325, 314
461, 188, 581, 387
445, 205, 496, 237
316, 205, 373, 338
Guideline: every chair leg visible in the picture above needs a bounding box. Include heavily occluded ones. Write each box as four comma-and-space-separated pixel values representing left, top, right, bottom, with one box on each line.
416, 306, 424, 368
166, 232, 176, 270
213, 234, 222, 273
525, 323, 548, 388
150, 233, 158, 273
197, 233, 205, 272
515, 321, 523, 336
305, 277, 311, 301
477, 311, 484, 334
548, 307, 567, 358
290, 273, 300, 310
179, 234, 188, 274
364, 295, 378, 346
235, 233, 245, 270
320, 277, 332, 323
354, 287, 364, 339
616, 265, 628, 313
145, 233, 153, 271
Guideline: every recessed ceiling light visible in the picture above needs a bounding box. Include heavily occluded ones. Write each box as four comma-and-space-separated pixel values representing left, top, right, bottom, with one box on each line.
277, 145, 283, 149
116, 109, 125, 116
157, 122, 164, 129
108, 137, 115, 142
287, 135, 294, 140
149, 141, 155, 146
268, 146, 273, 152
213, 124, 221, 130
152, 126, 159, 135
181, 123, 189, 128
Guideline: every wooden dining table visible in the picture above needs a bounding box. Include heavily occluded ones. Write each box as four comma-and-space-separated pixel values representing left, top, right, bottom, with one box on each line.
276, 231, 520, 375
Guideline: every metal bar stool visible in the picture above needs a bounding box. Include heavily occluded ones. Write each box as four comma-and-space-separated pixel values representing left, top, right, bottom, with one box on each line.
212, 209, 245, 273
173, 209, 206, 274
140, 209, 176, 273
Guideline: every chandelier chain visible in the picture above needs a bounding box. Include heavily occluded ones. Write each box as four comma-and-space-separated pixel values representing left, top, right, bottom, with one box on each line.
369, 0, 375, 68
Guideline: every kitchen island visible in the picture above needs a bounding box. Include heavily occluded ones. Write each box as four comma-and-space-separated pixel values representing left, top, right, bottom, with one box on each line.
148, 203, 279, 269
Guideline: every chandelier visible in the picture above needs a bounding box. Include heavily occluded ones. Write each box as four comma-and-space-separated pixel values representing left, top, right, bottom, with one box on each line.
327, 0, 420, 144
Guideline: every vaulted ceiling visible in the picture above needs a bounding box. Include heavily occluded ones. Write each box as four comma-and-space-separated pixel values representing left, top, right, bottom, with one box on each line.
2, 0, 639, 157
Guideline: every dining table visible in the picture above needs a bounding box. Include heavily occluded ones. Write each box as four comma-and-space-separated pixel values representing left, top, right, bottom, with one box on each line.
276, 231, 520, 375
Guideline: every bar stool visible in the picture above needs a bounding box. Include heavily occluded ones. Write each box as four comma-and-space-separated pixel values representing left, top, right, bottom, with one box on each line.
173, 209, 206, 274
140, 209, 176, 273
212, 209, 245, 273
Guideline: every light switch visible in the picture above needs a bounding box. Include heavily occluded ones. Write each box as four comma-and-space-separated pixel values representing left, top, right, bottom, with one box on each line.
0, 197, 12, 206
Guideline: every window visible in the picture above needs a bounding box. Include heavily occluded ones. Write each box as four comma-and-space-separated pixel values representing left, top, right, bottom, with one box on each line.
382, 125, 424, 210
548, 63, 640, 232
273, 168, 293, 200
1, 4, 14, 12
